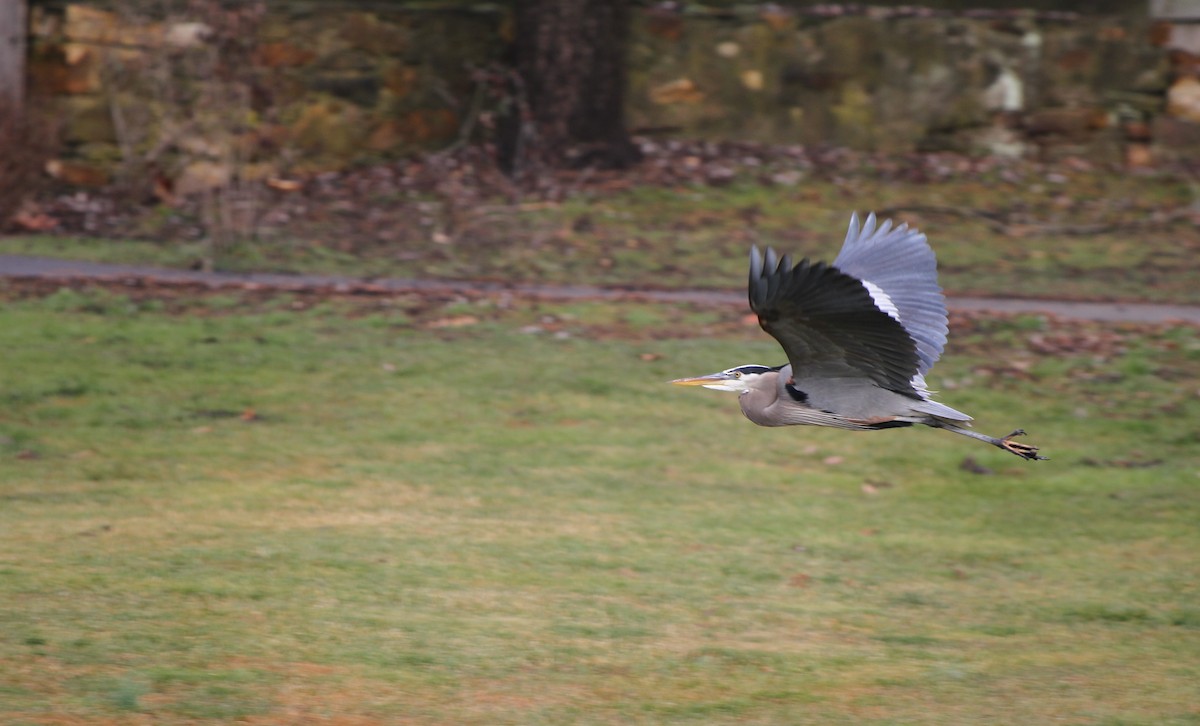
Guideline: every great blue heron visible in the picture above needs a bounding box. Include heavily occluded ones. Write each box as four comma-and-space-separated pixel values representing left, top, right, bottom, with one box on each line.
672, 212, 1045, 461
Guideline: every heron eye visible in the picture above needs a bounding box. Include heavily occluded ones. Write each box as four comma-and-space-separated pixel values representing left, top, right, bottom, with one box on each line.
733, 371, 743, 379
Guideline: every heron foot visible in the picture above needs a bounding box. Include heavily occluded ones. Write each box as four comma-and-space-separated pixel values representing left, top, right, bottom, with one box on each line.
999, 429, 1047, 461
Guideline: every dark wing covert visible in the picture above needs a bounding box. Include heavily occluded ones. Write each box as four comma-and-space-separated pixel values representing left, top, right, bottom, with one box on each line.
748, 245, 921, 396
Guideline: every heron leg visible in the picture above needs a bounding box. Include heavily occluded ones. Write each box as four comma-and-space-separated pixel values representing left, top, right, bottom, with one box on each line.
933, 422, 1047, 461
996, 429, 1046, 460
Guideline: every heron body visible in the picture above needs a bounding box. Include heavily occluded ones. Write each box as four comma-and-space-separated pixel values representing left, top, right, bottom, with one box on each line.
672, 212, 1044, 460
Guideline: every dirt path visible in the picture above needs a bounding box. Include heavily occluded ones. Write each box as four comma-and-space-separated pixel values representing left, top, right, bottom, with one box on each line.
3, 254, 1199, 325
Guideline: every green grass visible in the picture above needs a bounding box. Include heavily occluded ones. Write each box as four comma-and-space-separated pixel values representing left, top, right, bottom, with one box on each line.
1, 287, 1199, 724
5, 167, 1200, 303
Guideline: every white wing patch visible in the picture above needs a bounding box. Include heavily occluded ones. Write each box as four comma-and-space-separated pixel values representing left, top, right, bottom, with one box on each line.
835, 212, 949, 377
862, 280, 902, 322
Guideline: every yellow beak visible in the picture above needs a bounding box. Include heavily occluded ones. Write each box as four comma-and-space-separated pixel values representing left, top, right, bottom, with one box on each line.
670, 374, 726, 386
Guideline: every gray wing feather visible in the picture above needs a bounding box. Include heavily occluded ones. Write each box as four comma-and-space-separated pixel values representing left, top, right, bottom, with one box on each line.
749, 243, 921, 396
832, 212, 948, 376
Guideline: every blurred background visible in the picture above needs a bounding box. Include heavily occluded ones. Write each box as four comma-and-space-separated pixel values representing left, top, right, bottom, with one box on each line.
1, 2, 1199, 724
3, 0, 1200, 278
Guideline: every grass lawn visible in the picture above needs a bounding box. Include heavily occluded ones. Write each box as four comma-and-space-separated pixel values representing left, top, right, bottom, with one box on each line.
1, 284, 1198, 724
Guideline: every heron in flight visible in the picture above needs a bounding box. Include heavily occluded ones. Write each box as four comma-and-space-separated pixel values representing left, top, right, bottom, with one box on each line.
672, 212, 1045, 460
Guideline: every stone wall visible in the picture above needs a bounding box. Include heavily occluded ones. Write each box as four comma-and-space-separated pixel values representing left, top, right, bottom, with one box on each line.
29, 2, 504, 186
23, 2, 1195, 186
629, 7, 1162, 160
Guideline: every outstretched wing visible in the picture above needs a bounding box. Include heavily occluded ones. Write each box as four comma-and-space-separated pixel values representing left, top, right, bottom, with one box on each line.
749, 244, 921, 396
832, 212, 948, 376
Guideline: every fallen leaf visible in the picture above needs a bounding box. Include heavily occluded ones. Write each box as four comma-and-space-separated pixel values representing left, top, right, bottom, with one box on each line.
426, 315, 478, 329
267, 177, 303, 192
11, 206, 58, 232
787, 573, 811, 588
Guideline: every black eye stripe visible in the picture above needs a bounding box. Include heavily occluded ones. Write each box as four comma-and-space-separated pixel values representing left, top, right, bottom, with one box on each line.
728, 365, 774, 376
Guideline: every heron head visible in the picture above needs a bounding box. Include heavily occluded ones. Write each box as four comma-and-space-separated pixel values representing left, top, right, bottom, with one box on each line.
670, 365, 775, 393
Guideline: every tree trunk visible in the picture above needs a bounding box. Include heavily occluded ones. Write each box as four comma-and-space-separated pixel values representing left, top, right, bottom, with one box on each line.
0, 0, 26, 110
499, 0, 641, 176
